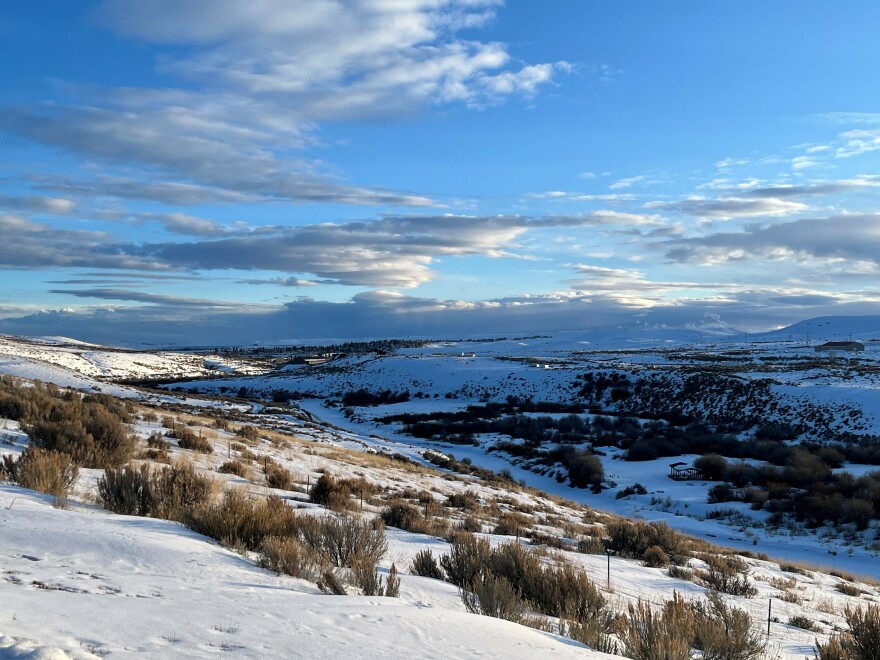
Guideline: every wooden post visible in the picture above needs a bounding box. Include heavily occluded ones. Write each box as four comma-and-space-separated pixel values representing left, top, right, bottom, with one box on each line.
767, 598, 772, 636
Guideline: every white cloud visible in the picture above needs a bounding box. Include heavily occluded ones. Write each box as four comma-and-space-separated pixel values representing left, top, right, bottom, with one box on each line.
645, 196, 807, 220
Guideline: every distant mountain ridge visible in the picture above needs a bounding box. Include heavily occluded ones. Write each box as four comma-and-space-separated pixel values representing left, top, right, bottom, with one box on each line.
762, 315, 880, 343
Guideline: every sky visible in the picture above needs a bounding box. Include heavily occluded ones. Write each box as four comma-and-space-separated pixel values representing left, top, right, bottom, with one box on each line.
3, 1, 880, 345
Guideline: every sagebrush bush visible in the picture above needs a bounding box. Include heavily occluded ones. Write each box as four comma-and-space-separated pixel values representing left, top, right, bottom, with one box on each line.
642, 545, 670, 568
816, 604, 880, 660
309, 515, 388, 568
309, 473, 339, 505
218, 460, 251, 479
606, 520, 689, 564
259, 536, 327, 582
615, 594, 695, 660
493, 510, 530, 537
265, 463, 293, 490
788, 614, 820, 632
695, 554, 758, 597
185, 490, 299, 550
461, 573, 527, 624
174, 427, 213, 454
446, 490, 480, 510
2, 447, 78, 504
440, 532, 492, 588
99, 461, 215, 521
410, 549, 444, 580
350, 555, 399, 597
28, 402, 136, 468
694, 591, 765, 660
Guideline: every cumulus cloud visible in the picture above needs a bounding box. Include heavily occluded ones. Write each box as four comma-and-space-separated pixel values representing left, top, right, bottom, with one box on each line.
0, 1, 569, 209
662, 213, 880, 266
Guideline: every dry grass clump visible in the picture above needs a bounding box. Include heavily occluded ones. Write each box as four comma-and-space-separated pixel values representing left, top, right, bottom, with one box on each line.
836, 582, 864, 597
98, 461, 215, 521
2, 447, 79, 505
218, 460, 251, 479
815, 604, 880, 660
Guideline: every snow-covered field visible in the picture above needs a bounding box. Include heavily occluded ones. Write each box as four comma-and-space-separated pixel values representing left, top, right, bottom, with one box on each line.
3, 319, 880, 658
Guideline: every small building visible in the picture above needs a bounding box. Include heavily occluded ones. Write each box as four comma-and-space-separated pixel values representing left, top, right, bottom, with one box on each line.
815, 341, 865, 353
668, 462, 705, 481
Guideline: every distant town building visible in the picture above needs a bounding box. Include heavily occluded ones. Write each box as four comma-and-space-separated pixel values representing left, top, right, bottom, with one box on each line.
815, 341, 865, 352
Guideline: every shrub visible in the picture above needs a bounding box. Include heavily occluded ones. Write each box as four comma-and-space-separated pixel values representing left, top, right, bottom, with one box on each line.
694, 453, 728, 481
788, 615, 820, 632
606, 520, 689, 564
493, 511, 529, 537
616, 483, 648, 499
305, 515, 388, 568
259, 536, 327, 582
836, 582, 863, 597
446, 490, 480, 510
410, 549, 444, 580
642, 545, 669, 568
566, 450, 605, 490
309, 473, 338, 505
488, 542, 542, 593
235, 425, 260, 441
265, 463, 293, 490
2, 447, 78, 504
218, 460, 250, 479
815, 604, 880, 660
185, 490, 299, 550
695, 554, 757, 597
99, 462, 215, 521
440, 533, 492, 588
461, 573, 527, 624
693, 591, 766, 659
28, 404, 136, 468
174, 428, 213, 454
382, 501, 424, 531
350, 555, 399, 597
615, 594, 695, 660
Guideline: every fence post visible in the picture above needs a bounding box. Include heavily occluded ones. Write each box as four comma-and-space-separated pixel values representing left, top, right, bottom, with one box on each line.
767, 598, 772, 636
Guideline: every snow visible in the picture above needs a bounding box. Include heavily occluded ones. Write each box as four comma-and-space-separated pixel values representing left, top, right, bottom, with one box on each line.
0, 486, 611, 660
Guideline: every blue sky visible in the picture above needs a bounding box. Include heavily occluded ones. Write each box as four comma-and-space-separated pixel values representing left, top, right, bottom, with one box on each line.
3, 1, 880, 344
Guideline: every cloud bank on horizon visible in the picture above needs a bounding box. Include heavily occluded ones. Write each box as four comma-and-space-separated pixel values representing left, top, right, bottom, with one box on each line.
3, 1, 880, 344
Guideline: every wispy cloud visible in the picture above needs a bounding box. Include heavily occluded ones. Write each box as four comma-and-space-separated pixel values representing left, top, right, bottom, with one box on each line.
644, 196, 806, 220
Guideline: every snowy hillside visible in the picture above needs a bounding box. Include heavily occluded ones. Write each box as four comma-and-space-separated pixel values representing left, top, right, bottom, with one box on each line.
2, 398, 874, 660
0, 335, 268, 384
